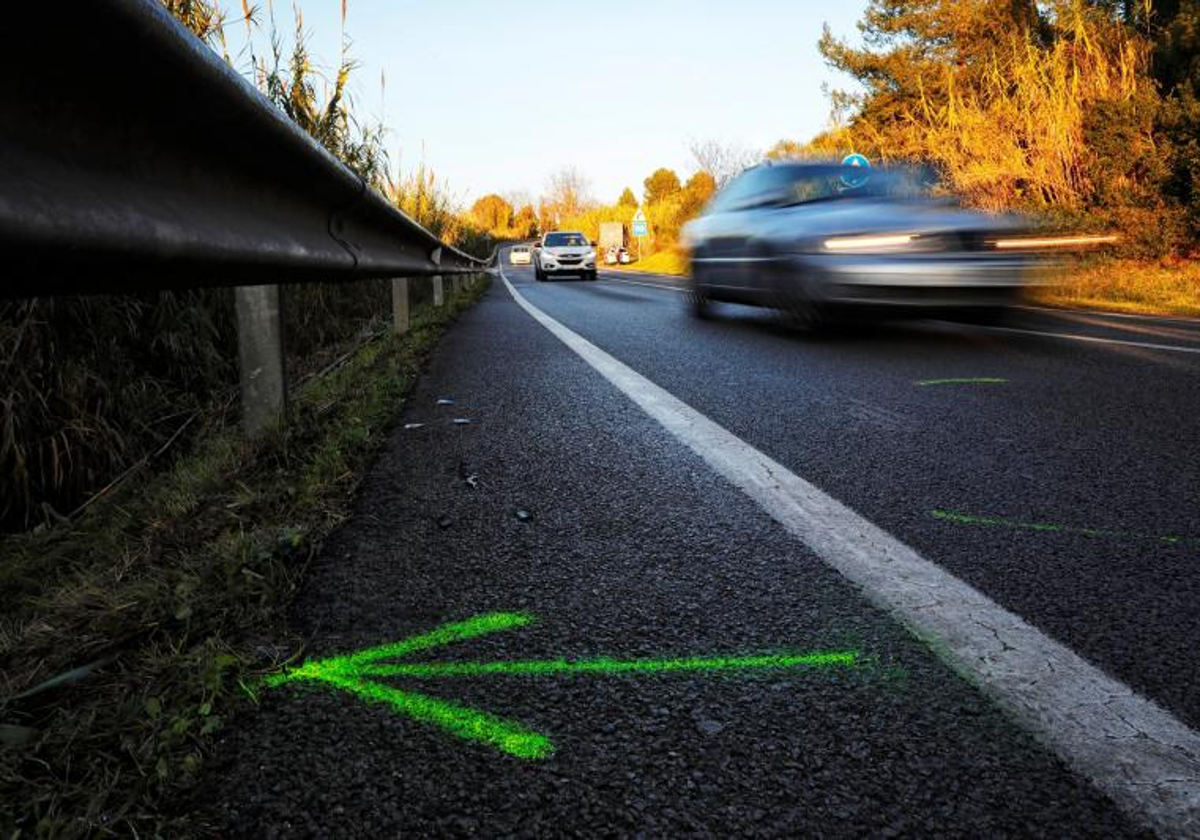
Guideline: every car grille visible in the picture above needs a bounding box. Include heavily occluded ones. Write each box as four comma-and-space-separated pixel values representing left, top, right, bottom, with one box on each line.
557, 256, 582, 264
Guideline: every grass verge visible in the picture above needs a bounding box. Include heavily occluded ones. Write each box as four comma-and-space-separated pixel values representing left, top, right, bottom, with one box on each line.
0, 276, 490, 838
1026, 257, 1200, 318
611, 249, 688, 277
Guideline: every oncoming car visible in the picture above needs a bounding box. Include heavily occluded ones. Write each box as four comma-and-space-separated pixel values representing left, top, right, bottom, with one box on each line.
681, 162, 1044, 327
534, 231, 597, 281
510, 244, 532, 265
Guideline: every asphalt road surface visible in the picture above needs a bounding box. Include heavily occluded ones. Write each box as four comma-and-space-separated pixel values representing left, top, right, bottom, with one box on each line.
199, 254, 1200, 836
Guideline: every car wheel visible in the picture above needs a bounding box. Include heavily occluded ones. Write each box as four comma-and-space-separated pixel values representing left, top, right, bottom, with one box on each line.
769, 255, 825, 331
586, 271, 597, 281
535, 267, 546, 282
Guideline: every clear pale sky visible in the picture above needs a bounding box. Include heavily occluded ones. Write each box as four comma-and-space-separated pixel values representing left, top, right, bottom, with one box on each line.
224, 1, 867, 206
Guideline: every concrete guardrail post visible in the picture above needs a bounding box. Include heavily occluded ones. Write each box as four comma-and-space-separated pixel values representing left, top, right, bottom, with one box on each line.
391, 277, 411, 335
235, 284, 286, 435
433, 276, 444, 307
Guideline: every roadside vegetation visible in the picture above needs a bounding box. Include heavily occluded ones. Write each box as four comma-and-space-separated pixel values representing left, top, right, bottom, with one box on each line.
1027, 256, 1200, 317
2, 1, 494, 834
0, 278, 488, 836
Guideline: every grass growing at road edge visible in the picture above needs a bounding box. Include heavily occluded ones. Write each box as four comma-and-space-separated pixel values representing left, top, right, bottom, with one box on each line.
1028, 257, 1200, 318
0, 276, 490, 838
612, 249, 688, 277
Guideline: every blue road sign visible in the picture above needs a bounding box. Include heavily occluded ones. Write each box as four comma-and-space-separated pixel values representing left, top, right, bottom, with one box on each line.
632, 207, 649, 238
840, 153, 871, 188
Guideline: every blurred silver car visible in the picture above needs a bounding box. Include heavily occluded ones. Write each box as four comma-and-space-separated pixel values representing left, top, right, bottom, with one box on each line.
681, 162, 1039, 326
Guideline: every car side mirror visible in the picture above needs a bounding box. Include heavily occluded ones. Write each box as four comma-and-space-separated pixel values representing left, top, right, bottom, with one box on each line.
590, 240, 598, 247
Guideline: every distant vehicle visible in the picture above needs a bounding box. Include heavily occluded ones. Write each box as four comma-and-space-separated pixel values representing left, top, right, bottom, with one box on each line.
535, 231, 597, 281
599, 221, 627, 256
681, 162, 1042, 327
605, 246, 633, 265
510, 244, 532, 265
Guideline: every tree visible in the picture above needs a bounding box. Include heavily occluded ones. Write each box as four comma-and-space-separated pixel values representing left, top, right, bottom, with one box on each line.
689, 140, 758, 187
617, 187, 638, 207
678, 171, 716, 220
470, 193, 514, 233
1153, 1, 1200, 233
643, 168, 682, 205
544, 167, 591, 221
512, 204, 539, 238
818, 0, 1160, 213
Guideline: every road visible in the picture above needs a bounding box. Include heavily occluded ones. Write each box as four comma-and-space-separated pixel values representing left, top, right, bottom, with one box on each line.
200, 253, 1200, 836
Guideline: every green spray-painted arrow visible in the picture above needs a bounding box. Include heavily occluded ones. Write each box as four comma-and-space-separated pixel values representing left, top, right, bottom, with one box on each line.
266, 612, 859, 759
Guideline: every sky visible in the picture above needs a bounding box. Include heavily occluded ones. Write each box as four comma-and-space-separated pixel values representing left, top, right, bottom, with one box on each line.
223, 1, 868, 207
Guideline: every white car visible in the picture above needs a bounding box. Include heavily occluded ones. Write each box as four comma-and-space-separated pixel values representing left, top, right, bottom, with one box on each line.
534, 231, 597, 281
510, 245, 532, 265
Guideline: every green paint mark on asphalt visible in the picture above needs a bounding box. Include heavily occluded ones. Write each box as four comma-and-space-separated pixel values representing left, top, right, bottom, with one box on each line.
267, 612, 859, 759
932, 509, 1198, 547
916, 377, 1008, 386
362, 651, 857, 680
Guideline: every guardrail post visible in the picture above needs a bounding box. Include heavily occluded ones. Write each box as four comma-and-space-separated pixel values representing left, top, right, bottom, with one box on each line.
433, 276, 445, 307
235, 285, 286, 435
391, 277, 411, 335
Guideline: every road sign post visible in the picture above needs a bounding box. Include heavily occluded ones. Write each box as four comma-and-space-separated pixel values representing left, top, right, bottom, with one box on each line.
632, 207, 649, 263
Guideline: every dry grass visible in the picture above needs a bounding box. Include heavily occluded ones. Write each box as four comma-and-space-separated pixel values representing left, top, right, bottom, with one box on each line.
1030, 257, 1200, 317
0, 278, 489, 838
614, 249, 689, 277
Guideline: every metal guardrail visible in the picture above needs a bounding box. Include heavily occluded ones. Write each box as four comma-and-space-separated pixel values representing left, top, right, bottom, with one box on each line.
0, 0, 490, 299
0, 1, 494, 432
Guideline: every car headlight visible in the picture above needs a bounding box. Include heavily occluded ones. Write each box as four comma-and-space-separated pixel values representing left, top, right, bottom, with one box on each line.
585, 250, 596, 261
824, 233, 917, 252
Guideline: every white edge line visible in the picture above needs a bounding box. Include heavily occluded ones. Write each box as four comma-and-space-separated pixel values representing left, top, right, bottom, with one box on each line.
601, 275, 688, 293
497, 262, 1200, 835
957, 322, 1200, 355
1016, 304, 1200, 326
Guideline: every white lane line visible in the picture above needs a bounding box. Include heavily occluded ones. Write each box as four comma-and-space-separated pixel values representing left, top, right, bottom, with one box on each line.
497, 265, 1200, 836
1016, 304, 1200, 326
952, 322, 1200, 355
601, 275, 688, 294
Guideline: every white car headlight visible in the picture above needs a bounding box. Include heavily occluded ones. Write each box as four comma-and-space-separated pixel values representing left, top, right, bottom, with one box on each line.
824, 233, 917, 252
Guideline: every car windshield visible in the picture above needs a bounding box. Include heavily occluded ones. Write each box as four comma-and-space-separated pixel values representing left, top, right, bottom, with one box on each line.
781, 165, 938, 205
545, 233, 588, 247
513, 246, 528, 252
